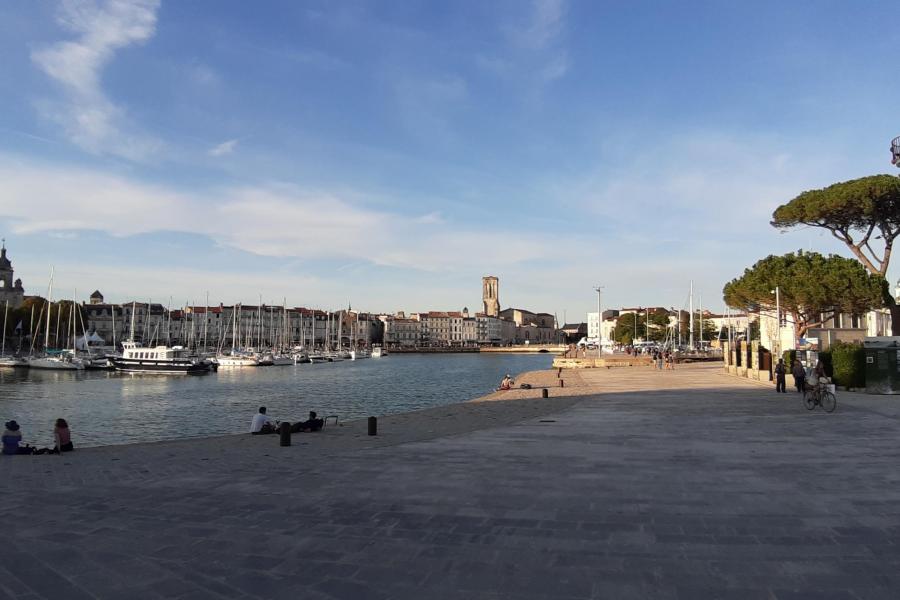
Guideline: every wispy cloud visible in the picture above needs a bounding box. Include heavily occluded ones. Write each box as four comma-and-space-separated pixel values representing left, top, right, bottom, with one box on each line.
209, 139, 238, 157
509, 0, 566, 50
0, 157, 553, 272
482, 0, 569, 89
31, 0, 162, 160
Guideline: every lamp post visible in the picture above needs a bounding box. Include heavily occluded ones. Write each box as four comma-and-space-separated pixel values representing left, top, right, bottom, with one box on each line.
594, 285, 604, 350
771, 286, 781, 357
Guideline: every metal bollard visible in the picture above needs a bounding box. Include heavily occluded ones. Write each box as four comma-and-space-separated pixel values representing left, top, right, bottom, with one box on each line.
541, 388, 549, 398
368, 416, 377, 436
279, 422, 291, 446
560, 379, 565, 388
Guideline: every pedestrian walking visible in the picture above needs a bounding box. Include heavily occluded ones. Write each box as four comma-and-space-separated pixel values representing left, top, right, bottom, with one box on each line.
792, 359, 806, 393
774, 358, 786, 393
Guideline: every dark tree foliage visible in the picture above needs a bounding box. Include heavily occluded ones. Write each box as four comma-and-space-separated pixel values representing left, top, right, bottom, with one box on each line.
772, 175, 900, 278
723, 251, 883, 337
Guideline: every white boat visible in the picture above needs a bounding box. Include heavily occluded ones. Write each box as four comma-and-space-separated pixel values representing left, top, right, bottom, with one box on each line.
271, 354, 294, 366
28, 351, 85, 371
111, 341, 211, 374
371, 345, 385, 358
216, 353, 260, 367
308, 352, 328, 363
0, 356, 26, 368
28, 272, 85, 370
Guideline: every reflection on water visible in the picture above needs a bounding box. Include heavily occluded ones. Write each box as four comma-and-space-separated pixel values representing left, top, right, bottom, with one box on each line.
0, 353, 552, 447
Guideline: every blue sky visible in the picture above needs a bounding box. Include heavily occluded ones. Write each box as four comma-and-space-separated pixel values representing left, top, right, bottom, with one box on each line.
1, 0, 898, 320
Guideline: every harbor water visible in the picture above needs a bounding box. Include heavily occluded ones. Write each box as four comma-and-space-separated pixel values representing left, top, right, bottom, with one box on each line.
0, 353, 552, 448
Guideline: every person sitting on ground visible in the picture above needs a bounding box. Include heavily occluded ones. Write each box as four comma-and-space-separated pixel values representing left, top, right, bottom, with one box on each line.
250, 407, 277, 435
291, 411, 324, 433
2, 421, 34, 455
498, 374, 514, 391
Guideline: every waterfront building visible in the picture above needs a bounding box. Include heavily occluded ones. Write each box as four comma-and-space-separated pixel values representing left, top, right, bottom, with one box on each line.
0, 240, 25, 309
383, 316, 422, 347
561, 322, 587, 344
482, 275, 500, 317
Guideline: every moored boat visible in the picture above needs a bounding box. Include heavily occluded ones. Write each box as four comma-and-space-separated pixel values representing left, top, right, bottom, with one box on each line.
111, 341, 211, 374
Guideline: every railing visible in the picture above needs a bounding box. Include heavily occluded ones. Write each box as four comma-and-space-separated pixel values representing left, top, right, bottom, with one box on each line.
892, 135, 900, 166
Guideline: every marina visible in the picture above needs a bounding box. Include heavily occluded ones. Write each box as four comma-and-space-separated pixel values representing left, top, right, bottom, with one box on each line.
0, 352, 551, 448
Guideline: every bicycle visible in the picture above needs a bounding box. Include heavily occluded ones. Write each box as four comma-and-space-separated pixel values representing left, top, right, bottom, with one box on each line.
803, 382, 836, 413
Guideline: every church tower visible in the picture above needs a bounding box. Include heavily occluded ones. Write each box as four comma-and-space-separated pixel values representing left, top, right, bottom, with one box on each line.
0, 239, 25, 309
482, 275, 500, 317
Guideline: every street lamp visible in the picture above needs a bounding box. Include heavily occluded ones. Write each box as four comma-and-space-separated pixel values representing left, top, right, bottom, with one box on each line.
594, 284, 604, 351
771, 286, 781, 357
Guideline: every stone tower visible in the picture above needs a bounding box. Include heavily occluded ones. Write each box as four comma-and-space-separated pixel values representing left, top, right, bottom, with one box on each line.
0, 239, 25, 309
482, 275, 500, 317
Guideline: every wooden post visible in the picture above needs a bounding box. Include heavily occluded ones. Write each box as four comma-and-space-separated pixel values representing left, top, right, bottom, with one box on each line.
368, 416, 377, 436
279, 422, 291, 446
541, 388, 549, 398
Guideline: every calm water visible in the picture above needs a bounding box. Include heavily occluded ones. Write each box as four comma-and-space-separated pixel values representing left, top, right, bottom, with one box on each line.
0, 353, 552, 448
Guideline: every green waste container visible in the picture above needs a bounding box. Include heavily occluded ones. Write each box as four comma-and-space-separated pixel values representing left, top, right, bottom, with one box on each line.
863, 338, 900, 394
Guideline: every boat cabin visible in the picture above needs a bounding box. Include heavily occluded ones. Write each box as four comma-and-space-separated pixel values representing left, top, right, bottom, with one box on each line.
121, 341, 187, 360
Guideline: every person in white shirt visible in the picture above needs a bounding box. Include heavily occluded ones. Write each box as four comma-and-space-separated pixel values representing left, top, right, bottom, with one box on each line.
250, 406, 276, 435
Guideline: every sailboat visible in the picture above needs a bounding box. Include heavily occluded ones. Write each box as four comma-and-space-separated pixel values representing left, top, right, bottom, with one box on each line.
0, 300, 25, 367
215, 303, 259, 367
28, 273, 85, 370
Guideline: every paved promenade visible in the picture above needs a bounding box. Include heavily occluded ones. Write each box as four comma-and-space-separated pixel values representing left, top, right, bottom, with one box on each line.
3, 364, 900, 599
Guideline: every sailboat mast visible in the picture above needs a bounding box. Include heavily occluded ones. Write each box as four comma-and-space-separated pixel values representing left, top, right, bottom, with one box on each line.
203, 292, 209, 353
1, 300, 7, 356
129, 301, 136, 342
44, 267, 54, 350
689, 280, 694, 349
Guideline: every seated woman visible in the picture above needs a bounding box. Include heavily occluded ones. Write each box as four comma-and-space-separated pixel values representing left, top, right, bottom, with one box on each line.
53, 418, 74, 453
2, 421, 34, 455
498, 374, 514, 391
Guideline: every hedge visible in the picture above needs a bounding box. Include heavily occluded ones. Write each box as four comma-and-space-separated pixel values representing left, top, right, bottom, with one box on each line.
829, 341, 865, 388
782, 349, 796, 366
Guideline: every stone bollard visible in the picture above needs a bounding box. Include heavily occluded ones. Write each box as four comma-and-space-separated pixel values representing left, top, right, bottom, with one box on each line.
368, 416, 377, 436
560, 379, 565, 388
279, 422, 291, 447
541, 388, 549, 398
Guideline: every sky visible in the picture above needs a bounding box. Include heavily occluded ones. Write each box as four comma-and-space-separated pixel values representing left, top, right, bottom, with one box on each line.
1, 0, 899, 321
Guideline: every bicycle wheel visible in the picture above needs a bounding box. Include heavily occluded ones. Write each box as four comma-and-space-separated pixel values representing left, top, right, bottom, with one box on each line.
821, 391, 836, 413
803, 389, 816, 410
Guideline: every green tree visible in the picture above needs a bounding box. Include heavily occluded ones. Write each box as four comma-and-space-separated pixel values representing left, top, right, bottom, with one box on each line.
723, 251, 883, 337
613, 309, 671, 344
772, 174, 900, 332
676, 311, 717, 343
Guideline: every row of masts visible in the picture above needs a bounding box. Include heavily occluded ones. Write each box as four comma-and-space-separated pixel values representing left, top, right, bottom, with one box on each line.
2, 297, 372, 356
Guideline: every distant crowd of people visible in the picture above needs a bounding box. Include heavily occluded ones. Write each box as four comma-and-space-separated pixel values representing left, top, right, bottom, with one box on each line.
250, 406, 325, 435
2, 418, 74, 456
650, 348, 676, 370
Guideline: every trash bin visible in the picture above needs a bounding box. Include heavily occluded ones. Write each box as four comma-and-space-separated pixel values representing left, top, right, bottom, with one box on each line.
863, 337, 900, 394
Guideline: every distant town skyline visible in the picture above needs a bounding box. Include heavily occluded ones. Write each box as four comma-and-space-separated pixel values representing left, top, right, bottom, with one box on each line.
1, 1, 898, 317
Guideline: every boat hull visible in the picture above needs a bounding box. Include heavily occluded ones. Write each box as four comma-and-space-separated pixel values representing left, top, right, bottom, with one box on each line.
28, 357, 85, 370
110, 357, 211, 374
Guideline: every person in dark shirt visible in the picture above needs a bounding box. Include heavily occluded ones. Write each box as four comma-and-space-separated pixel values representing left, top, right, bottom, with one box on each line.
774, 359, 787, 393
791, 360, 806, 393
291, 411, 324, 433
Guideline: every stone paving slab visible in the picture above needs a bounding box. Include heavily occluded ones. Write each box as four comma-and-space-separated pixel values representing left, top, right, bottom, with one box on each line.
3, 364, 900, 598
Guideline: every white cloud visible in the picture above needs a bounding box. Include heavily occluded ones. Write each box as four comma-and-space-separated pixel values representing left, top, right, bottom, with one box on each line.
209, 139, 238, 157
31, 0, 162, 160
0, 157, 553, 272
515, 0, 566, 50
484, 0, 569, 90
